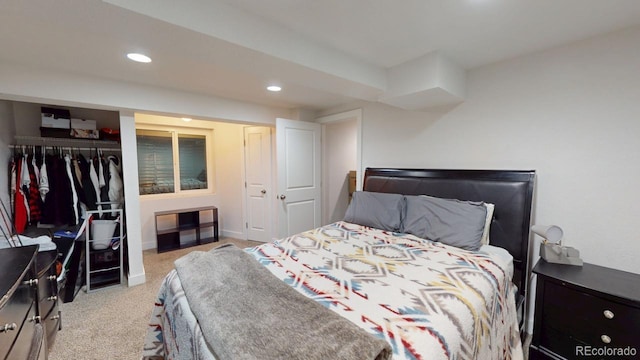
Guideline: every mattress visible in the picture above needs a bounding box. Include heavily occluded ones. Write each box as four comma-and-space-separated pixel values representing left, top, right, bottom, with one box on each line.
143, 221, 524, 360
139, 178, 207, 195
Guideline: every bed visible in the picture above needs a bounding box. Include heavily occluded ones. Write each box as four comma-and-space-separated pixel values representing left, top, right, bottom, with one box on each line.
142, 168, 535, 360
139, 178, 207, 195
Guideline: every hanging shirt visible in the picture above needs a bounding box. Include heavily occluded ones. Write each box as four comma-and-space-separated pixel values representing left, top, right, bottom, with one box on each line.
99, 156, 111, 214
98, 154, 106, 187
39, 160, 49, 202
13, 158, 28, 234
31, 154, 40, 187
20, 154, 30, 189
64, 154, 80, 225
89, 159, 102, 217
40, 153, 73, 226
27, 156, 41, 224
107, 155, 124, 215
73, 158, 83, 187
78, 154, 96, 212
20, 155, 30, 223
10, 160, 16, 211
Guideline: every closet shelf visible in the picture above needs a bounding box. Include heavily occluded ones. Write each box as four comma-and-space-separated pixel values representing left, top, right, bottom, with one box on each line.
12, 135, 121, 150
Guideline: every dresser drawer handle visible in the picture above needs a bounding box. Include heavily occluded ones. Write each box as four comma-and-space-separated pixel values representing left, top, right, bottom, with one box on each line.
603, 310, 614, 319
1, 323, 17, 333
601, 335, 612, 344
28, 316, 41, 323
23, 278, 38, 286
48, 274, 57, 281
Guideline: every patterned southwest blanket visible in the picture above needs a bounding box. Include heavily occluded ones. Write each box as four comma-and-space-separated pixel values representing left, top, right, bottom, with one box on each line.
143, 221, 523, 360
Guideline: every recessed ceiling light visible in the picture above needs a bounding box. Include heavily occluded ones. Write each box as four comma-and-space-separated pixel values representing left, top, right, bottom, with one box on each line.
127, 53, 152, 63
181, 117, 192, 122
266, 85, 282, 92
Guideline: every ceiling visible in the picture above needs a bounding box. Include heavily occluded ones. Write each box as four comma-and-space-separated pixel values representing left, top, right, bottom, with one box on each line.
2, 0, 640, 112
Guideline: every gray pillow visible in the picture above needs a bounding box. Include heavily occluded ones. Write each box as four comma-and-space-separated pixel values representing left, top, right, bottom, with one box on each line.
344, 191, 404, 231
401, 195, 487, 251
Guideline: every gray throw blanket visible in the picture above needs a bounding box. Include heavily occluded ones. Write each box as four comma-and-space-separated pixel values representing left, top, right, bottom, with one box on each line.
174, 244, 392, 360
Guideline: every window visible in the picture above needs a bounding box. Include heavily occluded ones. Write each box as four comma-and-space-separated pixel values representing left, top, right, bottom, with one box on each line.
178, 134, 207, 191
136, 126, 212, 195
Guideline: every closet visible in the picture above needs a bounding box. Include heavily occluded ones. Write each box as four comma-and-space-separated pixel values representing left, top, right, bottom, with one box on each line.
4, 101, 125, 296
9, 140, 123, 231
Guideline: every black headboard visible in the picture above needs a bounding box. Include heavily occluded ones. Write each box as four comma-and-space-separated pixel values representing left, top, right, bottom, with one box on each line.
363, 168, 535, 305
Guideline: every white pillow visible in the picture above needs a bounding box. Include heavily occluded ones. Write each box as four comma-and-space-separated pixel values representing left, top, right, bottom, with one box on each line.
481, 203, 495, 245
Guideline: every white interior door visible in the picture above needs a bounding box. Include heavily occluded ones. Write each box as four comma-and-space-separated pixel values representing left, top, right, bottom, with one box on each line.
276, 118, 321, 238
244, 126, 272, 242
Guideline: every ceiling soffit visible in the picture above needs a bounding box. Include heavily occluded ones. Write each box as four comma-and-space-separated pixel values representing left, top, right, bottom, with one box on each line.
103, 0, 466, 110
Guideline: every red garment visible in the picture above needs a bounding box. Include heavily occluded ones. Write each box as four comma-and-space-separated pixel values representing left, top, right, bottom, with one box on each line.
14, 159, 28, 234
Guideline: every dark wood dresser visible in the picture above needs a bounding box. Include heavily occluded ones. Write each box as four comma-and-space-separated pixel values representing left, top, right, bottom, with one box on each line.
530, 260, 640, 359
1, 245, 61, 360
35, 249, 61, 350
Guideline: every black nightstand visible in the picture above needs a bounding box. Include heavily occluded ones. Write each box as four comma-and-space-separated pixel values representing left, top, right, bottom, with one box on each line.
530, 260, 640, 359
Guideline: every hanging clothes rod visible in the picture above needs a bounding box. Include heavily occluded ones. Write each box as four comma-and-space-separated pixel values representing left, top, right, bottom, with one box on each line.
11, 135, 122, 151
8, 145, 122, 152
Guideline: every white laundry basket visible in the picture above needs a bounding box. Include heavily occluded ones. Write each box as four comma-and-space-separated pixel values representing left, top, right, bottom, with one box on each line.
91, 219, 118, 250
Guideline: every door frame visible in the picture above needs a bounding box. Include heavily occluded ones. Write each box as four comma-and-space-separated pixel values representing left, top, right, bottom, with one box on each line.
315, 108, 363, 224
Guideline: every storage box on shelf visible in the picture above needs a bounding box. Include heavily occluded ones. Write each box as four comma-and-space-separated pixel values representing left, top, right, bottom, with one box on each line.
71, 118, 99, 139
155, 206, 219, 253
41, 107, 70, 128
36, 105, 118, 141
41, 106, 71, 138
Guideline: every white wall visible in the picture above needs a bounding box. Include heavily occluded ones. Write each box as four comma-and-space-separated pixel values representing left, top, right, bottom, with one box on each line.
322, 119, 358, 224
322, 26, 640, 331
361, 27, 640, 274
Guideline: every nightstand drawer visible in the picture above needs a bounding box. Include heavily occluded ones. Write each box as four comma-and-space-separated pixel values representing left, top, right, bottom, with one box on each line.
532, 261, 640, 360
542, 280, 640, 347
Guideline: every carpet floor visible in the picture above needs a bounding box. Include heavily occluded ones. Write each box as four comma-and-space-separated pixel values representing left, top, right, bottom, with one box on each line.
48, 237, 260, 360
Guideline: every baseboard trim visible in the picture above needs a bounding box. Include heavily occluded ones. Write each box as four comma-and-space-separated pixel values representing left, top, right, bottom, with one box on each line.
221, 229, 244, 239
142, 228, 244, 251
127, 270, 146, 286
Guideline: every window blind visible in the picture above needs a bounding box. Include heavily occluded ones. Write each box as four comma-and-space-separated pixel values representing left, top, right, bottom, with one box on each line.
136, 130, 174, 194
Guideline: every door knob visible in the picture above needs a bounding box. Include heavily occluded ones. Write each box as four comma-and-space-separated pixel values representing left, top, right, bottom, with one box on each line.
279, 195, 286, 200
261, 189, 266, 194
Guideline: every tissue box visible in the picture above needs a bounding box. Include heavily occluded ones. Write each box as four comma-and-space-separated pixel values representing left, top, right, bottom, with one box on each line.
71, 118, 97, 130
71, 128, 99, 139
